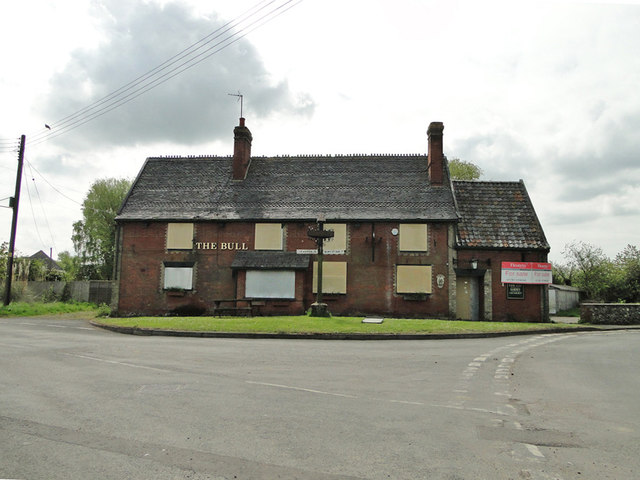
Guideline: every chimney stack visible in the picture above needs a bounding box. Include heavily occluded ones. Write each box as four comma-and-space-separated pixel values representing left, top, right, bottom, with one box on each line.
232, 118, 253, 180
427, 121, 444, 185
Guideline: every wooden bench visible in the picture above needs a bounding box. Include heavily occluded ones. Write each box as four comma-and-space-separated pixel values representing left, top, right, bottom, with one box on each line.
212, 299, 255, 316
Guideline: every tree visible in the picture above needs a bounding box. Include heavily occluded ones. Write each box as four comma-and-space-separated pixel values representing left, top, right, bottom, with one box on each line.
561, 241, 615, 301
552, 262, 574, 286
27, 259, 47, 281
0, 242, 7, 283
57, 250, 82, 281
448, 158, 483, 180
612, 244, 640, 302
72, 178, 131, 280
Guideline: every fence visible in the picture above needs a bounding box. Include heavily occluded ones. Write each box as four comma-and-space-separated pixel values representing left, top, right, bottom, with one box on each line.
2, 281, 114, 305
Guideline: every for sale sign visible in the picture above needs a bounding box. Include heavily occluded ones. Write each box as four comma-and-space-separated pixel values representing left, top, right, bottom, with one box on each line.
501, 262, 552, 285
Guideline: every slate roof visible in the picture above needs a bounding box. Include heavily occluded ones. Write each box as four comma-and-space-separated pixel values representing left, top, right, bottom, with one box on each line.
29, 250, 62, 270
116, 155, 458, 222
452, 180, 549, 251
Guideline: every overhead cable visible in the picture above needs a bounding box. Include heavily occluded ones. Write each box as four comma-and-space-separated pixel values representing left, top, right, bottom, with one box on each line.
26, 0, 303, 148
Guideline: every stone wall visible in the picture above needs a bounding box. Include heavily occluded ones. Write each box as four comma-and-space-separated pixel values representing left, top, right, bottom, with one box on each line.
581, 303, 640, 325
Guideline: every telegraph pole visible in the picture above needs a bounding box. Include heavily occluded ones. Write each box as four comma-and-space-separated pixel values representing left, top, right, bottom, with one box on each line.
3, 135, 26, 306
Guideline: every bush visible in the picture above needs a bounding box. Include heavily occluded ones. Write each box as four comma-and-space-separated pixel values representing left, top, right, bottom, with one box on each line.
61, 283, 72, 302
42, 287, 59, 303
96, 303, 111, 317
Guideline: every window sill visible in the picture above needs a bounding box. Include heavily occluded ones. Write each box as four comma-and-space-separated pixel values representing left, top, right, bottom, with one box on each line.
400, 293, 431, 301
165, 290, 189, 297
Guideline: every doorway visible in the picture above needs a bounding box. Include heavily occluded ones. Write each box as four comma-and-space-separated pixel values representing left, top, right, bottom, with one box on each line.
456, 276, 480, 320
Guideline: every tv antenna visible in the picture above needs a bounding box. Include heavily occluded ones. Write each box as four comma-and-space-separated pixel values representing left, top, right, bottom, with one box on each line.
228, 92, 244, 118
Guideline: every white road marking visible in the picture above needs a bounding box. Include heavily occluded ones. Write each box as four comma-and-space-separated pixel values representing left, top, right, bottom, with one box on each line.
436, 404, 512, 416
525, 443, 545, 458
245, 380, 359, 398
17, 322, 94, 331
389, 399, 425, 406
62, 353, 173, 373
0, 342, 29, 349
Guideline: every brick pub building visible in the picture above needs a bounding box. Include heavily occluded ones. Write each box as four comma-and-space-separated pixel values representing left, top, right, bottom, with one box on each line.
114, 120, 550, 321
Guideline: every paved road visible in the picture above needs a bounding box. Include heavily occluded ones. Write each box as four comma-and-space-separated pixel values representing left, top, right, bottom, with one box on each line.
0, 317, 638, 479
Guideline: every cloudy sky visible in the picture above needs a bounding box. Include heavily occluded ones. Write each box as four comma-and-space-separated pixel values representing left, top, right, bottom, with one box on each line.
1, 0, 639, 264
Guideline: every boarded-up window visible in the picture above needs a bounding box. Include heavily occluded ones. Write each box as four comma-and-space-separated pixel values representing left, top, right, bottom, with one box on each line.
312, 261, 347, 294
254, 223, 283, 250
396, 265, 432, 294
399, 224, 428, 252
167, 223, 194, 250
246, 270, 295, 298
164, 266, 193, 290
323, 223, 347, 252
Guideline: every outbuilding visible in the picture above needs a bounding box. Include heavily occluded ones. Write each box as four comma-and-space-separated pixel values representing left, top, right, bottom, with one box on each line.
113, 120, 550, 321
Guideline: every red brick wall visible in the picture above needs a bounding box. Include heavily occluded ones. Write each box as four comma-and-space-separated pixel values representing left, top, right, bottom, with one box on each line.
456, 249, 549, 322
295, 222, 452, 317
116, 220, 454, 317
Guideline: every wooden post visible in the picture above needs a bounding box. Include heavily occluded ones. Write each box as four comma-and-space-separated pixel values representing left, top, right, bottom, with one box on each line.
308, 216, 334, 317
4, 135, 26, 306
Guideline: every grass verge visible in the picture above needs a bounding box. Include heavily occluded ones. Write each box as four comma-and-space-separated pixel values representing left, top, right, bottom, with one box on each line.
0, 301, 104, 317
96, 316, 582, 335
556, 307, 581, 317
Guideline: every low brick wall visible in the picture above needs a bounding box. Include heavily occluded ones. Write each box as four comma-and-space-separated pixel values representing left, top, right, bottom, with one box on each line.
581, 303, 640, 325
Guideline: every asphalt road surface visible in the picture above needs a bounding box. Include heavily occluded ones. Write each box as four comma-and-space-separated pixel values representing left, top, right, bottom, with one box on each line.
1, 316, 638, 480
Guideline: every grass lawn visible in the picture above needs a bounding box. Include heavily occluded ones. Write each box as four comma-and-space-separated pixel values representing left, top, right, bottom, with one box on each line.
96, 315, 582, 335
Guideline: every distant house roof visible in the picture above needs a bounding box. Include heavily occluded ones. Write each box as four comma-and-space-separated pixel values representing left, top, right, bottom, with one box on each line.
549, 284, 583, 293
29, 250, 63, 271
116, 155, 459, 222
452, 180, 550, 251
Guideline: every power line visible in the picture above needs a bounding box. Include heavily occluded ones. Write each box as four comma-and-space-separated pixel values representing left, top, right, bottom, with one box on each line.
32, 0, 277, 140
22, 164, 47, 248
24, 0, 303, 148
0, 138, 21, 153
25, 160, 82, 205
26, 161, 57, 251
30, 0, 300, 146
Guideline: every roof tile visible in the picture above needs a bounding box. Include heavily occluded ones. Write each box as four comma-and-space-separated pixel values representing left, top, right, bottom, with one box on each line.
452, 180, 549, 251
117, 155, 458, 222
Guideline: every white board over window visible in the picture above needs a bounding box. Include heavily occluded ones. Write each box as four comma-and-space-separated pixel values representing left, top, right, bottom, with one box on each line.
164, 267, 193, 290
246, 270, 295, 298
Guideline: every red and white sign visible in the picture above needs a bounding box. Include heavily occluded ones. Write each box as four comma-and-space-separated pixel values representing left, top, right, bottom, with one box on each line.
501, 262, 552, 285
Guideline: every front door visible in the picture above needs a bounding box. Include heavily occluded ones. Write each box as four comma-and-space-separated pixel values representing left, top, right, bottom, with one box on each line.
456, 276, 480, 320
